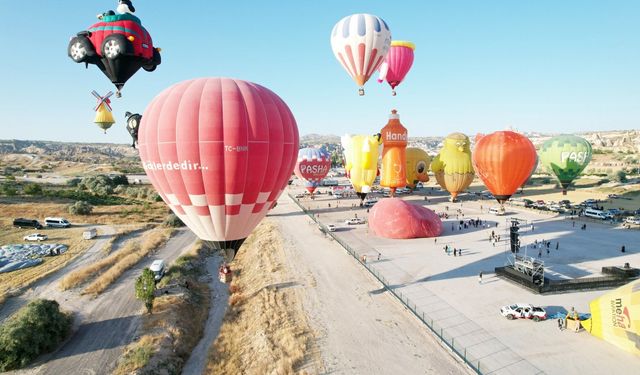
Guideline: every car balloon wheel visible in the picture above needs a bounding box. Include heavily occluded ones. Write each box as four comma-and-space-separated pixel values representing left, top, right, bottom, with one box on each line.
103, 39, 121, 59
70, 41, 87, 62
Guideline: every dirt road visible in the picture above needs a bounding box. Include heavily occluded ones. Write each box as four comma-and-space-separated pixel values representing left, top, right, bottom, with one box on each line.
12, 229, 196, 375
271, 197, 468, 374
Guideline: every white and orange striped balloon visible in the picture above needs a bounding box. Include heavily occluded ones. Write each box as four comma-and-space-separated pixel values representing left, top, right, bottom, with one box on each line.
330, 13, 392, 94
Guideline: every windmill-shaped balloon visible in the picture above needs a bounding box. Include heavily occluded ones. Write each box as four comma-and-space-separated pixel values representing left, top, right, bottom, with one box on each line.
92, 90, 115, 133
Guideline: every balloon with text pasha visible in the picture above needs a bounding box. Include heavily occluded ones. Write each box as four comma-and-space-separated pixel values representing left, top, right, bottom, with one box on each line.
294, 147, 332, 195
331, 13, 392, 95
138, 78, 299, 263
378, 41, 415, 95
472, 131, 537, 204
380, 110, 408, 196
431, 133, 475, 202
67, 0, 161, 97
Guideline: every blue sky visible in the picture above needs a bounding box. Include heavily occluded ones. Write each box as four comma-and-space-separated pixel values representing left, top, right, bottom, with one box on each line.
0, 0, 639, 144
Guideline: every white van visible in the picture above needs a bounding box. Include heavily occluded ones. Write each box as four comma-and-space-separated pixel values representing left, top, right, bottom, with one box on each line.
489, 207, 505, 216
584, 208, 607, 220
149, 260, 166, 281
45, 217, 71, 228
83, 228, 97, 240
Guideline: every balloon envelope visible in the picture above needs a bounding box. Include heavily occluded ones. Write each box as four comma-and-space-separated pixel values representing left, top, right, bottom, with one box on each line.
378, 41, 415, 94
368, 198, 443, 239
431, 133, 474, 201
380, 110, 408, 192
539, 135, 592, 192
405, 148, 431, 189
472, 131, 536, 203
582, 279, 640, 355
342, 134, 380, 200
138, 78, 299, 259
331, 13, 392, 93
294, 148, 332, 194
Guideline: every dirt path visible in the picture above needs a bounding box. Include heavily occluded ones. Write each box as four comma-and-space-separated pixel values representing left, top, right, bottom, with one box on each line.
271, 197, 469, 375
10, 229, 197, 375
181, 255, 229, 375
0, 225, 116, 321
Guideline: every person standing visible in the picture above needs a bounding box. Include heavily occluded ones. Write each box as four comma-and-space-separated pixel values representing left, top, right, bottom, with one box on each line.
478, 271, 483, 284
622, 245, 626, 253
556, 242, 559, 250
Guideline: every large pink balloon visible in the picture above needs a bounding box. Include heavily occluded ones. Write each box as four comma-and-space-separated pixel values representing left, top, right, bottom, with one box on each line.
138, 78, 299, 259
378, 41, 415, 95
368, 198, 442, 239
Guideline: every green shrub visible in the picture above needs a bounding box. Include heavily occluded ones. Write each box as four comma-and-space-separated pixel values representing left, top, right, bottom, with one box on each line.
23, 183, 43, 195
135, 269, 156, 314
0, 299, 73, 371
612, 170, 628, 183
68, 200, 94, 215
67, 178, 81, 187
163, 214, 184, 228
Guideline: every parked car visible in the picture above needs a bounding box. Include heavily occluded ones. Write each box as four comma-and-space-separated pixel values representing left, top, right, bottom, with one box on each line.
558, 200, 571, 208
363, 199, 378, 207
149, 259, 166, 281
45, 217, 71, 228
608, 194, 620, 199
23, 233, 48, 242
83, 228, 98, 240
13, 218, 43, 229
500, 303, 547, 322
625, 217, 640, 225
548, 204, 565, 213
326, 224, 337, 232
345, 218, 366, 225
489, 207, 505, 216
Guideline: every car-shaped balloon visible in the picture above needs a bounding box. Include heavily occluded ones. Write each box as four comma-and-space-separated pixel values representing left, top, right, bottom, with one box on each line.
500, 303, 547, 322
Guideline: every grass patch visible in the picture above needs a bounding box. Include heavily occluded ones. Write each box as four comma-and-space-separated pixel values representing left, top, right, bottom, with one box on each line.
81, 228, 173, 297
206, 220, 313, 374
0, 226, 93, 304
113, 241, 211, 375
112, 334, 164, 375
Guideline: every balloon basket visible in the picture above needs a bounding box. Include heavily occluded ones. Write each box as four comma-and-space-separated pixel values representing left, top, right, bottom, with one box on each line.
392, 90, 397, 96
358, 88, 365, 96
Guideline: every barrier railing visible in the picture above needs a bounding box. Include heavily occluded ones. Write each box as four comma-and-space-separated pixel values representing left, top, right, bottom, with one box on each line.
287, 193, 545, 375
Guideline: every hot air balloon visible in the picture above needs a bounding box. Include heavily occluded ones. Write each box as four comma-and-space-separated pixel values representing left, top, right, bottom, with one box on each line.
472, 131, 537, 204
294, 148, 332, 195
406, 147, 431, 190
341, 134, 381, 201
330, 13, 392, 95
380, 110, 408, 196
92, 90, 115, 133
539, 135, 592, 195
581, 279, 640, 355
67, 4, 161, 97
138, 78, 299, 262
377, 41, 415, 95
125, 111, 142, 148
431, 133, 475, 202
520, 155, 539, 192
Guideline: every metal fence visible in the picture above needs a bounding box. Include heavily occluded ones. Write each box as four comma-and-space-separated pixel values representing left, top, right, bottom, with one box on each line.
287, 194, 544, 374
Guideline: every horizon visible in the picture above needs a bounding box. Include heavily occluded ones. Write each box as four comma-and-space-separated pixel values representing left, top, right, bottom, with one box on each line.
1, 1, 639, 144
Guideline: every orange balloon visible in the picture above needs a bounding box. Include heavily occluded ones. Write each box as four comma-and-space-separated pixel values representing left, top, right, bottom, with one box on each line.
472, 131, 536, 203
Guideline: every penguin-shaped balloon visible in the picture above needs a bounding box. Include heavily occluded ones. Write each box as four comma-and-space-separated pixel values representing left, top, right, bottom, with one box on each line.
125, 111, 142, 148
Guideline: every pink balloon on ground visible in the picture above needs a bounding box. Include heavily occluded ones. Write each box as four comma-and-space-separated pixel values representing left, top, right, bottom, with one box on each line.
368, 198, 443, 239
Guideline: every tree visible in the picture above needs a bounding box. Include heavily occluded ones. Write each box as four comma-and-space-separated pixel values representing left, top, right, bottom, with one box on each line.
163, 213, 185, 228
135, 269, 156, 314
23, 183, 43, 195
613, 170, 628, 183
68, 201, 93, 215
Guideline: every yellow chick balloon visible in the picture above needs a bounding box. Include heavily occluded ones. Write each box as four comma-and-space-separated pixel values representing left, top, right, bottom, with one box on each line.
405, 147, 431, 190
431, 132, 475, 201
342, 134, 381, 201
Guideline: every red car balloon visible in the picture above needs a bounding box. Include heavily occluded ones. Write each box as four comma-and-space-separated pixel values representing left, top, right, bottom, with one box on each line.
294, 148, 332, 194
472, 131, 536, 203
138, 78, 299, 259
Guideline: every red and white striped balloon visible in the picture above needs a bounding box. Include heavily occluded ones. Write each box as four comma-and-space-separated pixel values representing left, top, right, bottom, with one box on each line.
138, 78, 299, 258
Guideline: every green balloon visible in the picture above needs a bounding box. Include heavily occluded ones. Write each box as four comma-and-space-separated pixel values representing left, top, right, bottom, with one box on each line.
539, 135, 592, 190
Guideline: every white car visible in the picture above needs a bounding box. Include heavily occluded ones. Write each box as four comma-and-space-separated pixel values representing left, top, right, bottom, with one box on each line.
326, 224, 336, 232
24, 233, 48, 241
625, 217, 640, 225
500, 303, 547, 322
345, 218, 365, 225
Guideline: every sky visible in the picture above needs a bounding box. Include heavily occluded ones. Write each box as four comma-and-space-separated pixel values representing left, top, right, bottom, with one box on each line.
0, 0, 639, 144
